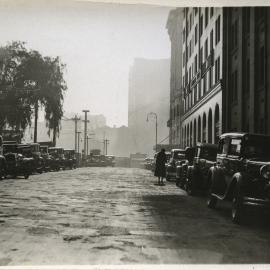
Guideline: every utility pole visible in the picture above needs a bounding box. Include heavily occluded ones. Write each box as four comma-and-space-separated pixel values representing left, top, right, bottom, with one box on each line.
82, 110, 90, 161
103, 139, 110, 155
71, 114, 80, 153
76, 131, 81, 154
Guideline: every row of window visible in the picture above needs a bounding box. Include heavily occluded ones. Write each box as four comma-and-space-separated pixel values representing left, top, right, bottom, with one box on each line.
184, 7, 215, 42
183, 57, 221, 113
183, 15, 221, 71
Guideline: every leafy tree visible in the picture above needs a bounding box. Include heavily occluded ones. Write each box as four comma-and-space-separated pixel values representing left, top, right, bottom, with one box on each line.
0, 41, 67, 145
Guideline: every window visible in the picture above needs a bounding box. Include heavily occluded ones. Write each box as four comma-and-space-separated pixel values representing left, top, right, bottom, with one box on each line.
229, 138, 242, 156
260, 46, 265, 85
199, 47, 203, 66
195, 54, 198, 73
194, 85, 197, 102
210, 30, 214, 51
183, 52, 185, 68
209, 67, 212, 89
204, 38, 208, 59
210, 7, 214, 17
205, 8, 209, 28
215, 57, 220, 83
231, 70, 238, 102
203, 76, 207, 94
195, 25, 198, 44
183, 28, 186, 43
199, 15, 203, 37
190, 13, 192, 31
189, 66, 191, 82
232, 19, 238, 49
215, 15, 221, 44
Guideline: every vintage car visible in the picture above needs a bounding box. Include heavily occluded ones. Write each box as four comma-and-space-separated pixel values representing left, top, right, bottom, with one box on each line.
105, 155, 115, 167
48, 147, 65, 171
183, 143, 218, 195
3, 142, 32, 179
17, 143, 44, 174
40, 145, 52, 172
175, 147, 196, 188
0, 135, 7, 179
207, 132, 270, 224
166, 149, 186, 181
64, 149, 76, 169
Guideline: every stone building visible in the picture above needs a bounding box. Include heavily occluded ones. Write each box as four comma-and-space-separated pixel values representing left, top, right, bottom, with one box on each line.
223, 7, 270, 135
166, 8, 184, 146
181, 7, 223, 147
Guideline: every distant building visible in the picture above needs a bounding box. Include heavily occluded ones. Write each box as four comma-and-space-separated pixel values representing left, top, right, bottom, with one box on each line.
166, 8, 184, 146
128, 58, 170, 155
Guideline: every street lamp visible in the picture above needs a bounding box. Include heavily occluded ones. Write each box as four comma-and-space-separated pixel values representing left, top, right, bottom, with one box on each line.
146, 112, 158, 152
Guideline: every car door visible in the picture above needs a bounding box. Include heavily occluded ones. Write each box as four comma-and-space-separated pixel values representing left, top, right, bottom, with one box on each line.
213, 137, 230, 196
225, 137, 242, 190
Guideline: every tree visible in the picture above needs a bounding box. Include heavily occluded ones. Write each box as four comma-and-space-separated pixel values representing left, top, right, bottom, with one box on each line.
0, 41, 67, 145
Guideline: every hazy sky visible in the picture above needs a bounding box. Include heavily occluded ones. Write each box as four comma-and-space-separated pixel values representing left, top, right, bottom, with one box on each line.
0, 1, 172, 127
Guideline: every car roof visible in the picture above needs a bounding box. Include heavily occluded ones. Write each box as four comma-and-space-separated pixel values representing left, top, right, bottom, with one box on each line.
197, 143, 218, 149
219, 132, 270, 140
171, 149, 184, 152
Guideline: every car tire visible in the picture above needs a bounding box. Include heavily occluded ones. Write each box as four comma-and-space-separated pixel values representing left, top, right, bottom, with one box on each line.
231, 189, 245, 224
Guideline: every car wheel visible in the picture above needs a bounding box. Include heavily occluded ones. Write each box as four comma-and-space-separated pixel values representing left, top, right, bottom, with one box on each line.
186, 181, 194, 196
231, 190, 245, 224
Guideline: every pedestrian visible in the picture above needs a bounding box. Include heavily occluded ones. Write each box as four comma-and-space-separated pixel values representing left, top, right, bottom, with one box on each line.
154, 148, 167, 185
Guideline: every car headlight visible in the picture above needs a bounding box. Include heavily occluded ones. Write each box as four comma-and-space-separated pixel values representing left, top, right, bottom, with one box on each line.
260, 165, 270, 179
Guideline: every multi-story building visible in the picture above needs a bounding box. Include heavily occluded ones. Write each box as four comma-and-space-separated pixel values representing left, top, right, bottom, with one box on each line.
166, 8, 183, 146
128, 58, 170, 155
181, 7, 223, 147
223, 7, 270, 134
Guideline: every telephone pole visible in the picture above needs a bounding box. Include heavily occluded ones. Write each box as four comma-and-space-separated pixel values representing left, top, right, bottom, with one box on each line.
82, 110, 90, 161
76, 131, 81, 154
103, 139, 110, 155
71, 114, 80, 153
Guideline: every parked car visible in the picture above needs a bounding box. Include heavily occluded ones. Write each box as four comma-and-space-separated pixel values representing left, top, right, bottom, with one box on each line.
175, 147, 196, 188
183, 143, 217, 195
3, 142, 32, 179
64, 149, 76, 169
48, 147, 65, 171
0, 135, 7, 179
166, 149, 186, 181
105, 155, 115, 167
40, 145, 52, 172
207, 132, 270, 224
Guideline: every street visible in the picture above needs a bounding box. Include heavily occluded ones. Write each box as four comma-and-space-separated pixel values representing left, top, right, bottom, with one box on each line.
0, 167, 270, 265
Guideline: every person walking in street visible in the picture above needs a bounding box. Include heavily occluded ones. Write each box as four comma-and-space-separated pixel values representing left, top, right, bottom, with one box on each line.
154, 148, 167, 185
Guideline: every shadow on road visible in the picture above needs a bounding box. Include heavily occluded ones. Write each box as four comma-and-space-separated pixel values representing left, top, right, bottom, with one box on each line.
141, 193, 270, 263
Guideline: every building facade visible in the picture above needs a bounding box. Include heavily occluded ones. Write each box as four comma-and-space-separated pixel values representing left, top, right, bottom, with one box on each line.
181, 7, 223, 147
166, 8, 183, 146
223, 7, 270, 135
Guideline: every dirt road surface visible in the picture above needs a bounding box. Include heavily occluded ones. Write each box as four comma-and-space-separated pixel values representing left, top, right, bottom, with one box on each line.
0, 167, 270, 265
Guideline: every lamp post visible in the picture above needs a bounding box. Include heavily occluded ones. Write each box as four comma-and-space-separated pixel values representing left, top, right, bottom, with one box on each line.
146, 112, 158, 152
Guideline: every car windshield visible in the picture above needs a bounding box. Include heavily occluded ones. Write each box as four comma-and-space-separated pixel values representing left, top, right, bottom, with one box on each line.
174, 152, 185, 160
3, 144, 17, 154
243, 136, 270, 158
200, 147, 217, 161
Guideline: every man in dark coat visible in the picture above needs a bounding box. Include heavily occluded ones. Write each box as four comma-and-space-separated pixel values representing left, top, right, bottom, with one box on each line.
154, 148, 166, 185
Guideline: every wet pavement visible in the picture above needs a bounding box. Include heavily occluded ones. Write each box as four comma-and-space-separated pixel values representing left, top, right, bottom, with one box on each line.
0, 167, 270, 265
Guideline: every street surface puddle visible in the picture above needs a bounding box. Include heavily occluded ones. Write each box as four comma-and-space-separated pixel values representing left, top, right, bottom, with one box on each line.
27, 226, 59, 235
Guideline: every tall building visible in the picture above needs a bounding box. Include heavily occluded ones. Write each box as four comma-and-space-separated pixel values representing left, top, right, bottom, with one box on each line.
128, 58, 170, 155
223, 7, 270, 135
166, 8, 184, 146
181, 7, 223, 147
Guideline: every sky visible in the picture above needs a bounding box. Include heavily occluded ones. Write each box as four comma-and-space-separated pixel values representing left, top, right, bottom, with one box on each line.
0, 1, 172, 127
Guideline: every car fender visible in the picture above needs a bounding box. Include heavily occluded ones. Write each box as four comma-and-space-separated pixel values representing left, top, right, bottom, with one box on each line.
225, 172, 243, 200
208, 165, 225, 195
